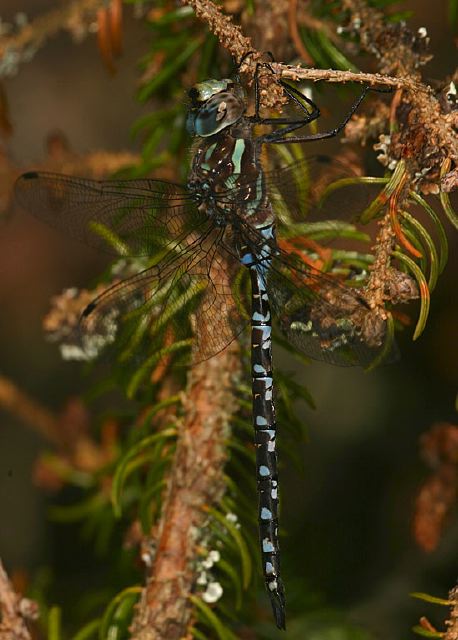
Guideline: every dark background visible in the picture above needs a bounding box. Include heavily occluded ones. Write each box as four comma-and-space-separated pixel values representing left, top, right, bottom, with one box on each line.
0, 1, 456, 638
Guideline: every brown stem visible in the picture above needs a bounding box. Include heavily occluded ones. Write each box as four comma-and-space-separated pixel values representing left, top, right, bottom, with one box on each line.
183, 0, 410, 114
272, 63, 416, 90
0, 0, 107, 75
341, 0, 457, 196
129, 236, 243, 640
364, 211, 395, 311
184, 0, 456, 196
287, 0, 314, 65
181, 0, 255, 63
96, 7, 115, 74
130, 246, 243, 638
445, 585, 458, 640
182, 0, 417, 89
0, 375, 60, 445
130, 341, 241, 639
0, 559, 38, 640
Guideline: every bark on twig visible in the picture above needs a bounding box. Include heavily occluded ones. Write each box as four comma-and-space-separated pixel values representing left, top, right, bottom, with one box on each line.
181, 0, 417, 88
131, 252, 242, 639
445, 585, 458, 640
0, 560, 38, 640
181, 0, 254, 64
341, 0, 458, 194
130, 342, 241, 639
182, 0, 412, 112
272, 62, 411, 89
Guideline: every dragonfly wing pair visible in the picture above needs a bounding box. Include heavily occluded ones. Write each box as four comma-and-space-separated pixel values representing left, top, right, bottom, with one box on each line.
14, 168, 388, 368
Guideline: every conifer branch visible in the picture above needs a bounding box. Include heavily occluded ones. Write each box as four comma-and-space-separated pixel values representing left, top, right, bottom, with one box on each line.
0, 559, 38, 640
445, 585, 458, 640
341, 0, 458, 195
0, 375, 60, 445
180, 0, 254, 64
130, 341, 241, 640
0, 0, 108, 77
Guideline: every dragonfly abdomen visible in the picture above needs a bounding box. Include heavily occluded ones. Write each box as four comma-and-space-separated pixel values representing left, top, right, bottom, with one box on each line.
250, 263, 286, 630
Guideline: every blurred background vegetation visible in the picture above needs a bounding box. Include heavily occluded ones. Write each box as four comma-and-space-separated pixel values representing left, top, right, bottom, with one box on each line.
0, 0, 457, 638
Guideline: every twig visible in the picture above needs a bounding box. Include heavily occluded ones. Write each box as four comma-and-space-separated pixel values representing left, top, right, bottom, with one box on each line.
181, 0, 254, 63
184, 0, 456, 195
0, 0, 106, 77
364, 211, 395, 311
287, 0, 314, 65
341, 0, 458, 195
413, 423, 458, 552
445, 585, 458, 640
272, 62, 414, 90
182, 0, 413, 112
130, 341, 241, 639
0, 375, 60, 445
0, 559, 38, 640
182, 0, 418, 88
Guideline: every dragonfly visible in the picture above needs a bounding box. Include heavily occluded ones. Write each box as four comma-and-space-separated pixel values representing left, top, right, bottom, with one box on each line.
15, 65, 389, 630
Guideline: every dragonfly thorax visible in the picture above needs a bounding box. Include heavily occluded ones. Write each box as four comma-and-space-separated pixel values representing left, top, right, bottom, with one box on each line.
188, 125, 275, 234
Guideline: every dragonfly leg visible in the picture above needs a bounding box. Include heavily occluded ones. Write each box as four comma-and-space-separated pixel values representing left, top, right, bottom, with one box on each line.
252, 70, 321, 135
250, 264, 286, 630
255, 79, 320, 125
260, 84, 372, 145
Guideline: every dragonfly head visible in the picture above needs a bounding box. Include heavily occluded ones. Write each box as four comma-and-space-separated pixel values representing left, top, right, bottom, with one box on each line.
187, 78, 246, 137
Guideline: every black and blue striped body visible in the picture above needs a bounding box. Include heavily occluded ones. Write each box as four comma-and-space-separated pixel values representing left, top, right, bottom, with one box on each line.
188, 121, 286, 627
250, 259, 285, 627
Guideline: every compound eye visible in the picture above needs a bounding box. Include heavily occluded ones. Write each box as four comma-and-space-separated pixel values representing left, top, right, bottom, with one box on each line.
190, 92, 244, 137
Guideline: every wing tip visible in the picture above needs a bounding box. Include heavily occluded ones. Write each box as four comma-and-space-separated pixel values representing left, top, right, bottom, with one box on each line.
82, 301, 97, 318
21, 171, 40, 181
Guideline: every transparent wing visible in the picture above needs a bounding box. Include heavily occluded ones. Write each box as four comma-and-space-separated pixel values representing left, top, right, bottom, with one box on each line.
73, 226, 248, 364
14, 159, 371, 259
269, 155, 373, 224
15, 163, 385, 367
14, 171, 204, 257
218, 155, 374, 227
232, 218, 392, 367
267, 250, 392, 367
